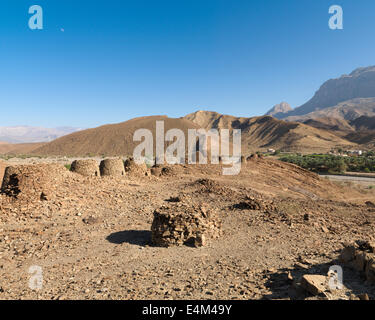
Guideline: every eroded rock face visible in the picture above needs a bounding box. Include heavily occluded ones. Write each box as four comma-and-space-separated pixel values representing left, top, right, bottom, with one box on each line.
151, 203, 222, 247
71, 159, 100, 177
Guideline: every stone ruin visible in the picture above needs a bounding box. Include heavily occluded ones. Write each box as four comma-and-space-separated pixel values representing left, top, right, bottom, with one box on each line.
340, 240, 375, 283
151, 202, 222, 247
1, 163, 69, 201
99, 158, 125, 177
71, 159, 100, 177
124, 157, 149, 177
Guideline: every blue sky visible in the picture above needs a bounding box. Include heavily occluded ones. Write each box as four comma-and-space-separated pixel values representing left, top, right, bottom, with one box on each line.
1, 0, 374, 128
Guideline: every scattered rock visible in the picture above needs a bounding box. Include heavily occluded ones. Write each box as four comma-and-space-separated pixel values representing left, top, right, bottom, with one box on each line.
321, 226, 329, 233
233, 196, 277, 213
300, 275, 327, 296
82, 216, 99, 225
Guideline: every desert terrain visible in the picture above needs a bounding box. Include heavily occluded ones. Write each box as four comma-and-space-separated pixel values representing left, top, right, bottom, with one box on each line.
0, 156, 374, 300
1, 66, 375, 301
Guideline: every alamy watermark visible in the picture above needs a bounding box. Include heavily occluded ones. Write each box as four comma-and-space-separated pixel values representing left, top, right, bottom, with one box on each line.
28, 265, 43, 290
28, 5, 43, 30
27, 5, 344, 31
328, 265, 343, 290
329, 5, 343, 30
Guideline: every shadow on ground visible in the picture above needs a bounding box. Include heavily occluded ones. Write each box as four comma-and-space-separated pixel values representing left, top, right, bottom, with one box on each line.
106, 230, 151, 246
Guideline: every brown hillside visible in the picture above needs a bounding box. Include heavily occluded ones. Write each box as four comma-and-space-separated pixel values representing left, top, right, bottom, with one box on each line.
32, 116, 202, 157
185, 111, 354, 153
350, 115, 375, 131
345, 131, 375, 146
302, 117, 353, 133
301, 116, 375, 147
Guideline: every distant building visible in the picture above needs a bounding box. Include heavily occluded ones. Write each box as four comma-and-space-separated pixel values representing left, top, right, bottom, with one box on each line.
347, 150, 363, 156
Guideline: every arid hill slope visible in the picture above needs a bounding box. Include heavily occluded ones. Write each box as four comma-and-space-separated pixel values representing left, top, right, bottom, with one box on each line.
32, 116, 202, 157
300, 116, 375, 147
185, 111, 354, 153
350, 115, 375, 131
6, 110, 364, 157
301, 117, 354, 136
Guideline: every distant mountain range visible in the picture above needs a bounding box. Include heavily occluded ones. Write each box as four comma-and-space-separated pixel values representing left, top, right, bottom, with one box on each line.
1, 65, 375, 156
184, 111, 353, 153
24, 111, 354, 157
269, 66, 375, 121
265, 102, 292, 117
0, 126, 82, 143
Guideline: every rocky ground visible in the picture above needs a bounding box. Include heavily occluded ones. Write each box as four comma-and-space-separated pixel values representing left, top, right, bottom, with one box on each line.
0, 157, 374, 300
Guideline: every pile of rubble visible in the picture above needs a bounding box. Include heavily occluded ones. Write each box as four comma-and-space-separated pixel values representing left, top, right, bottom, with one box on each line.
233, 195, 278, 213
150, 164, 188, 177
151, 202, 222, 247
192, 178, 237, 197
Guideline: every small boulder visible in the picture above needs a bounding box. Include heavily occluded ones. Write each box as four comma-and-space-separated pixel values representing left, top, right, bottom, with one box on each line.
300, 275, 327, 296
